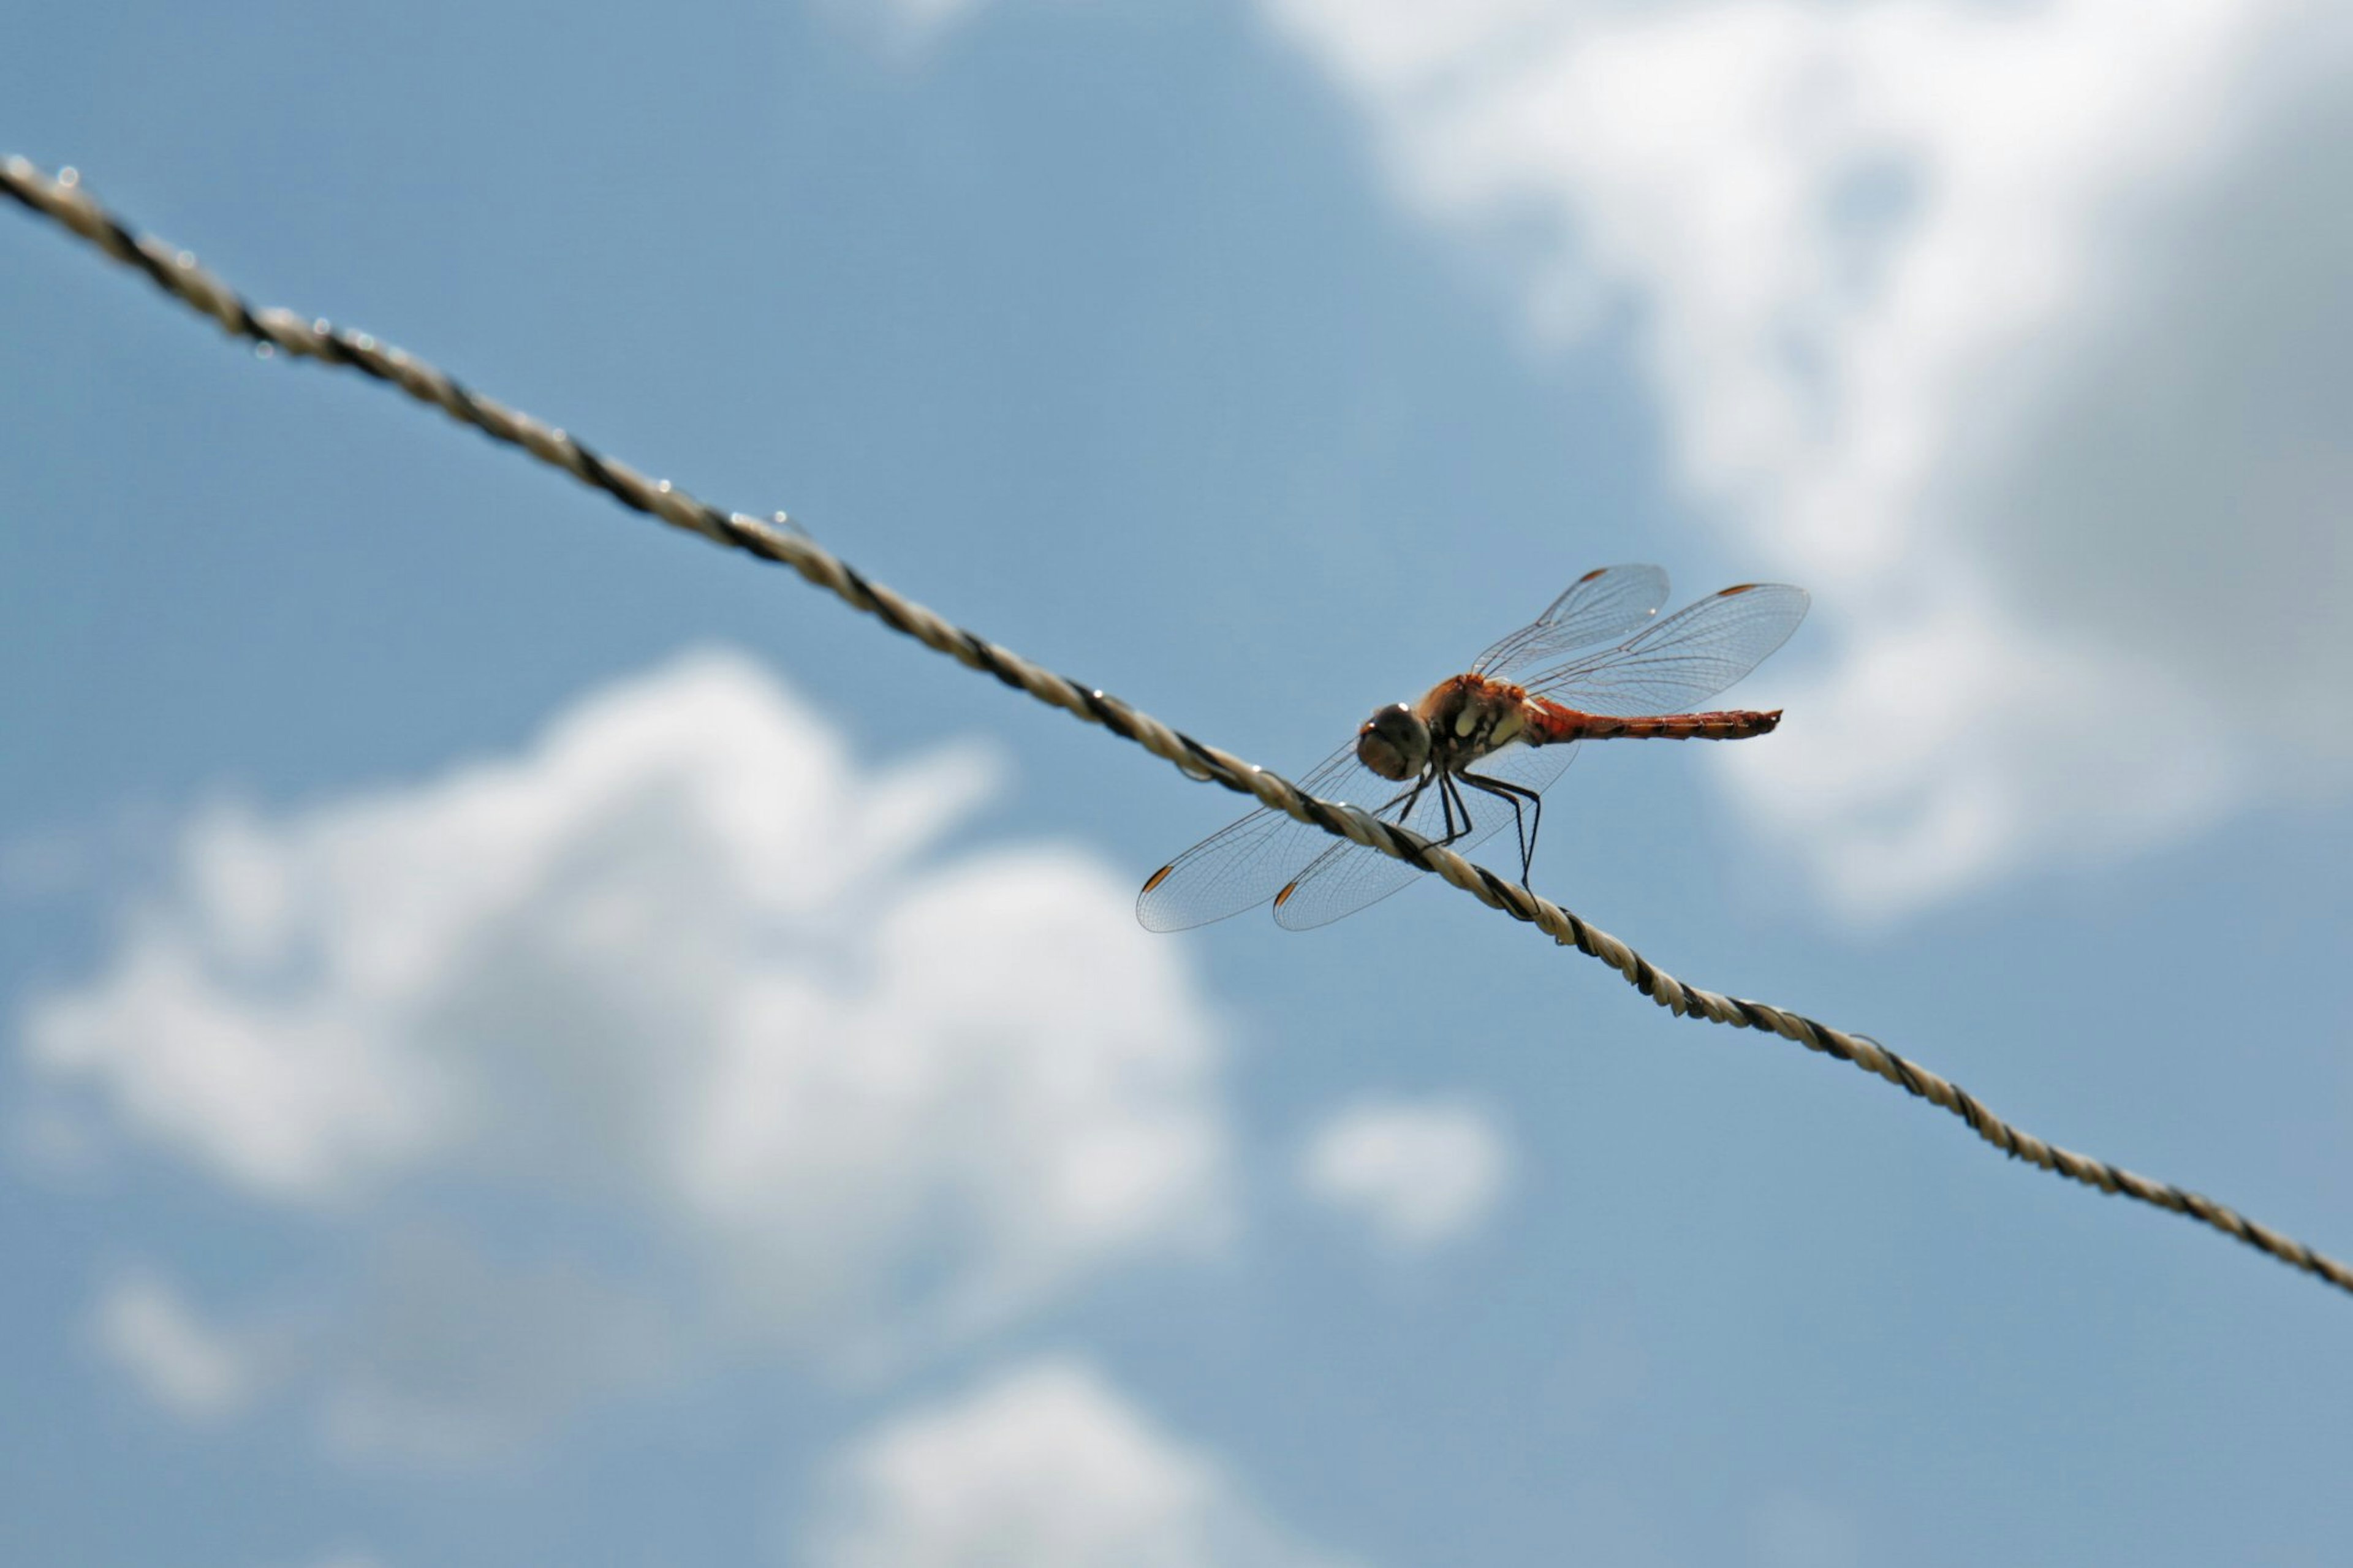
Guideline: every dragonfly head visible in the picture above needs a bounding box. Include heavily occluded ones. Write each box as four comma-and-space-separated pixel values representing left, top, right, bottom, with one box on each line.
1357, 702, 1431, 782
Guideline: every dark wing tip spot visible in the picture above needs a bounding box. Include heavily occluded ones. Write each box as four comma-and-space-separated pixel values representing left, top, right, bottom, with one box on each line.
1721, 582, 1760, 596
1141, 865, 1175, 895
1273, 880, 1302, 909
1577, 566, 1607, 583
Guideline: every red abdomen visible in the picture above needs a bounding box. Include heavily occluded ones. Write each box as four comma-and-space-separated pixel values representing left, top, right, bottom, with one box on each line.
1529, 700, 1783, 743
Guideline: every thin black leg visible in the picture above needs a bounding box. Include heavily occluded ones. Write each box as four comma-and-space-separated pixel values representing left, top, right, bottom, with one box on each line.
1456, 775, 1527, 874
1460, 772, 1544, 883
1390, 775, 1429, 825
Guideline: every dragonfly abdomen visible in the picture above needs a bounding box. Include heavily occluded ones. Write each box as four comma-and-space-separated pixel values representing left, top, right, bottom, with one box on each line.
1531, 702, 1782, 743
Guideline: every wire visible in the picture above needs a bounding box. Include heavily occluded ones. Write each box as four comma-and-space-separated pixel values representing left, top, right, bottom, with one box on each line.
7, 153, 2345, 1299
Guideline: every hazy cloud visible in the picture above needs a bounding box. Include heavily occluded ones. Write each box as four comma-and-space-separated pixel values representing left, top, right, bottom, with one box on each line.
1754, 1490, 1864, 1568
821, 0, 999, 53
91, 1270, 260, 1422
310, 1231, 688, 1464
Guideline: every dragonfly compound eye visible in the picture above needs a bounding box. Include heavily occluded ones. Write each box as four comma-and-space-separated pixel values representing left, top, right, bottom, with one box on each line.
1356, 703, 1431, 782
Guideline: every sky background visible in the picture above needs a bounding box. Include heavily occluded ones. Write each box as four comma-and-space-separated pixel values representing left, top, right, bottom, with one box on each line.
5, 1, 2352, 1564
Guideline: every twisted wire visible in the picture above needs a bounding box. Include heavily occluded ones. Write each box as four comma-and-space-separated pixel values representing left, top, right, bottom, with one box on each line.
7, 154, 2345, 1299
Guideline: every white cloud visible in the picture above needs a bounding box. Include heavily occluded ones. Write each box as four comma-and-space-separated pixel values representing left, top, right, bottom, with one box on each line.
91, 1270, 260, 1422
807, 1358, 1358, 1568
26, 651, 1232, 1453
1298, 1098, 1509, 1248
1257, 0, 2353, 912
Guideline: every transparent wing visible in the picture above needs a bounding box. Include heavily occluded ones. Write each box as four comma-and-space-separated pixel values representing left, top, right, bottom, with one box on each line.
1472, 565, 1672, 681
1137, 742, 1414, 933
1270, 740, 1582, 930
1526, 583, 1810, 716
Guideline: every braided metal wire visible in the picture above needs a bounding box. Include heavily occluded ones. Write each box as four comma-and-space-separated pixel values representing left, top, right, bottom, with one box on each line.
7, 153, 2345, 1299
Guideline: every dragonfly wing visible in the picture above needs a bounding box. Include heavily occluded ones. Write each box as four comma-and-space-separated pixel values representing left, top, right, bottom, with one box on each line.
1268, 778, 1450, 931
1137, 743, 1411, 932
1472, 565, 1672, 681
1527, 582, 1809, 716
1271, 740, 1582, 929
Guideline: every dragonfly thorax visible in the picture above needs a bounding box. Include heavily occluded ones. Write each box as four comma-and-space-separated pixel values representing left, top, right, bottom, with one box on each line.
1358, 675, 1535, 782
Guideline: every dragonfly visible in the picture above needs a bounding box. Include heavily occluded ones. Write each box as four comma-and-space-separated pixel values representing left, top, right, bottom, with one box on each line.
1136, 564, 1809, 931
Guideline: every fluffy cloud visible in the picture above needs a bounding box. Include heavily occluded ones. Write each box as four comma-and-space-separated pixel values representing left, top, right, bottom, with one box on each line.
1298, 1098, 1510, 1248
28, 652, 1231, 1452
1258, 0, 2353, 912
807, 1358, 1358, 1568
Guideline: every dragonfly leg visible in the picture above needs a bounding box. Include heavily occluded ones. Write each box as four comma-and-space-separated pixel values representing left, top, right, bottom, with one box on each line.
1436, 771, 1485, 848
1460, 771, 1544, 884
1392, 774, 1431, 839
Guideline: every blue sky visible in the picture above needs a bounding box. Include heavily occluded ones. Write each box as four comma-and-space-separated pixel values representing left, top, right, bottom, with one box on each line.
5, 1, 2352, 1564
